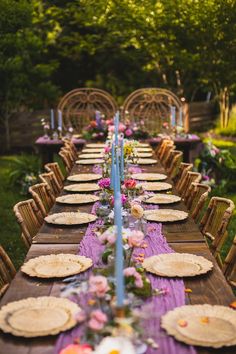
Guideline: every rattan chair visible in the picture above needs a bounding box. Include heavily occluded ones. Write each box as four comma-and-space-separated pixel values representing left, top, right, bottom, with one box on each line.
222, 236, 236, 287
156, 138, 172, 158
0, 246, 16, 298
166, 150, 183, 179
45, 162, 65, 189
59, 149, 73, 174
158, 140, 175, 162
175, 163, 193, 190
39, 172, 61, 197
161, 145, 176, 168
200, 197, 235, 255
185, 183, 211, 222
29, 183, 55, 217
179, 171, 202, 199
13, 199, 43, 249
63, 139, 78, 161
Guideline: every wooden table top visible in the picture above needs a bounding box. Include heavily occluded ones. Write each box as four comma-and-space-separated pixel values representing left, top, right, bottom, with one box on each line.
0, 144, 235, 354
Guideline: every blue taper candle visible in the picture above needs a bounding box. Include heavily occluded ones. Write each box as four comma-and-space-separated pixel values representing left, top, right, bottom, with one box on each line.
114, 173, 124, 307
120, 138, 124, 181
111, 142, 115, 189
170, 106, 176, 127
115, 111, 119, 146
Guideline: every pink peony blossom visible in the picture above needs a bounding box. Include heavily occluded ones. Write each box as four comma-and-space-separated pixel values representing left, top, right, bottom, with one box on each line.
128, 230, 145, 247
104, 146, 111, 153
89, 275, 110, 298
110, 194, 127, 206
88, 309, 108, 331
124, 267, 137, 277
125, 128, 133, 137
119, 123, 126, 132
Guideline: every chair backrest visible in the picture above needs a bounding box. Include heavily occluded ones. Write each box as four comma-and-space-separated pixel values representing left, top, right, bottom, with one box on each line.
29, 183, 55, 217
185, 183, 211, 222
39, 172, 61, 197
0, 246, 16, 298
167, 150, 183, 179
161, 144, 176, 168
59, 150, 73, 174
156, 138, 173, 158
45, 162, 65, 188
179, 171, 202, 199
157, 139, 174, 161
57, 88, 117, 133
63, 139, 78, 161
122, 88, 183, 134
222, 235, 236, 287
175, 163, 193, 189
13, 199, 43, 248
200, 197, 235, 254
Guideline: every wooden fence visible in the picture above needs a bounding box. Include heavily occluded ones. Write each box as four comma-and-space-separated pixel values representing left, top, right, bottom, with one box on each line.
0, 102, 217, 153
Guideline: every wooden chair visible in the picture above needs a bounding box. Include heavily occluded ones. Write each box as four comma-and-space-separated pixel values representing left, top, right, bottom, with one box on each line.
29, 183, 55, 217
175, 163, 193, 190
39, 172, 61, 197
0, 246, 16, 298
179, 171, 201, 199
156, 138, 173, 159
59, 149, 73, 174
13, 199, 43, 249
158, 140, 175, 162
222, 236, 236, 287
161, 144, 176, 168
185, 183, 211, 222
199, 197, 235, 256
45, 162, 65, 189
166, 150, 183, 179
63, 139, 78, 161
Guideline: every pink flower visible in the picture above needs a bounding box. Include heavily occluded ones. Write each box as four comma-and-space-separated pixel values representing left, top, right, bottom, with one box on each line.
59, 344, 93, 354
124, 179, 137, 189
75, 310, 87, 323
104, 146, 111, 153
109, 125, 115, 133
89, 275, 110, 298
124, 267, 137, 277
128, 230, 145, 247
134, 273, 144, 288
119, 123, 126, 132
88, 309, 108, 331
110, 194, 127, 206
125, 128, 133, 137
99, 229, 116, 245
98, 178, 111, 189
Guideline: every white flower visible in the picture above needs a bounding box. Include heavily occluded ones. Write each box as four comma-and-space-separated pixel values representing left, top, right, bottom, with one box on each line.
94, 336, 136, 354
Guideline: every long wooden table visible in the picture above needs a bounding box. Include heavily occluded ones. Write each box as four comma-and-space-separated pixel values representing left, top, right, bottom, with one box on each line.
0, 146, 235, 354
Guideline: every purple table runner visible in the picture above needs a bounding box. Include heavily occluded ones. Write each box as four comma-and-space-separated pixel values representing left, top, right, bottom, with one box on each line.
54, 200, 196, 354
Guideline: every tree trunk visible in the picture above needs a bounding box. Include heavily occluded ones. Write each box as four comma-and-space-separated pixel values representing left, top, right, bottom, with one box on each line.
219, 87, 230, 128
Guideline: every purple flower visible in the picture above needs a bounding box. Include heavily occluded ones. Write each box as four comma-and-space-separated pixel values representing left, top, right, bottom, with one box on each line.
98, 178, 111, 189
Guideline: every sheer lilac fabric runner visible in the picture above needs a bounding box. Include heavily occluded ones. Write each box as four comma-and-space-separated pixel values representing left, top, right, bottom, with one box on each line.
54, 175, 196, 354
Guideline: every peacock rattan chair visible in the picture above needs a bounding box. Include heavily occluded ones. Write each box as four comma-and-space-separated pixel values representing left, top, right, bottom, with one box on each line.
57, 88, 117, 133
39, 172, 61, 197
199, 197, 235, 256
179, 171, 202, 200
0, 246, 16, 298
166, 150, 183, 179
29, 183, 55, 217
174, 163, 193, 190
185, 183, 211, 222
13, 199, 43, 249
45, 162, 65, 189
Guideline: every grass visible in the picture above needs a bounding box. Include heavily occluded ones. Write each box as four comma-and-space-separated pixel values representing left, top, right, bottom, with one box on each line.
0, 157, 27, 268
214, 106, 236, 137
